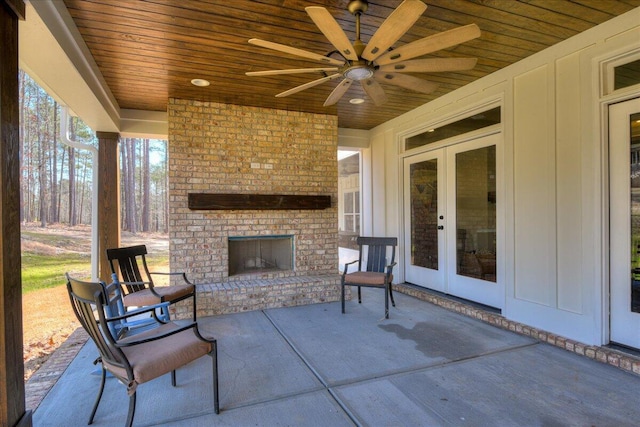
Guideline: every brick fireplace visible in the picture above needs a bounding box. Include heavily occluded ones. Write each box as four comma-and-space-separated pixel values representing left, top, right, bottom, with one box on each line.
167, 99, 343, 316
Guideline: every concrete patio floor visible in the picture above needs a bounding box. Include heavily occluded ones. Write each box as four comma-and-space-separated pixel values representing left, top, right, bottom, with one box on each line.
32, 288, 640, 426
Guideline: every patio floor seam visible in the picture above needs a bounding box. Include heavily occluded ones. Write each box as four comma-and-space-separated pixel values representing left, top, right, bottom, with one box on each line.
262, 309, 361, 426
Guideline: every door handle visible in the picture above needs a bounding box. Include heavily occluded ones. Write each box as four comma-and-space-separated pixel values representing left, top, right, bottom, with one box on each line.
437, 225, 444, 230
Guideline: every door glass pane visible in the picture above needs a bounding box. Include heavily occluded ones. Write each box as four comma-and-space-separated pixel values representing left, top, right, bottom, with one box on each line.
456, 145, 496, 282
410, 159, 438, 270
630, 113, 640, 312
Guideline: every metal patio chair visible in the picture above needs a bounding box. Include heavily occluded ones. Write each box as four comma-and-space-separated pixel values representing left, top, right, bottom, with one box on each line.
107, 245, 196, 320
103, 273, 167, 339
341, 236, 398, 319
66, 273, 219, 427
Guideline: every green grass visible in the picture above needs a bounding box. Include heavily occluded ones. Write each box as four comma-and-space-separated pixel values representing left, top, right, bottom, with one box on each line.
21, 251, 170, 293
21, 226, 170, 293
21, 252, 91, 293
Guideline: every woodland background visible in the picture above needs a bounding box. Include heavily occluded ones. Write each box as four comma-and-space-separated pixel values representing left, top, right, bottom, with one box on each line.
19, 70, 169, 233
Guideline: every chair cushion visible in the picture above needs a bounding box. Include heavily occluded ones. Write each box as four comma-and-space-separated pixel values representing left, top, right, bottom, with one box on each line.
122, 284, 194, 307
344, 271, 393, 286
104, 322, 212, 395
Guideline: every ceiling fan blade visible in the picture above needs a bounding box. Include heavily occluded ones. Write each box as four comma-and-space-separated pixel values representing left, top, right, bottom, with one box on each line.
246, 67, 339, 76
361, 0, 428, 62
375, 24, 481, 65
306, 6, 358, 61
324, 79, 353, 106
378, 57, 477, 73
249, 38, 344, 66
361, 79, 388, 106
375, 72, 438, 94
275, 73, 342, 98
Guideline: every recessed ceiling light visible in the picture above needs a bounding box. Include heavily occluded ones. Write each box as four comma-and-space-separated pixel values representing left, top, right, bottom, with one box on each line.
191, 78, 210, 87
349, 98, 365, 104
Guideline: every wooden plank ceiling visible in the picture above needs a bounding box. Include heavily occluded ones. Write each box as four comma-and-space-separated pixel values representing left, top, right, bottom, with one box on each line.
62, 0, 640, 130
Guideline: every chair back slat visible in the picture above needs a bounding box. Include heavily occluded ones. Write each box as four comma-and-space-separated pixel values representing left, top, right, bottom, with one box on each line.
66, 275, 128, 368
107, 245, 153, 294
356, 236, 398, 273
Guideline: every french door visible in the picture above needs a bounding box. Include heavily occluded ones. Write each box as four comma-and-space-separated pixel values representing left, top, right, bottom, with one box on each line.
403, 134, 502, 308
610, 97, 640, 348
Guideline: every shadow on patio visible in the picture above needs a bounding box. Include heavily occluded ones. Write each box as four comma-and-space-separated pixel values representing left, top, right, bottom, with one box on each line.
30, 288, 640, 426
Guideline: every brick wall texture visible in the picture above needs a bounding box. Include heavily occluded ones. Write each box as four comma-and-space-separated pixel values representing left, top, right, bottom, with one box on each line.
168, 99, 339, 285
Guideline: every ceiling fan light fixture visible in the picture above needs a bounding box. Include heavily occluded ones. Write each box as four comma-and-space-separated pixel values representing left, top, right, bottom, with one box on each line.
343, 65, 374, 81
191, 78, 210, 87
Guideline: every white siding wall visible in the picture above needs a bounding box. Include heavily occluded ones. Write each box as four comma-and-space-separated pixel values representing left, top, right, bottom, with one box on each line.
359, 8, 640, 345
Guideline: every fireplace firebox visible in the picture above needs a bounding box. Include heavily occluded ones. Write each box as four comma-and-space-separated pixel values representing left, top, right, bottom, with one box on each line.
228, 235, 294, 276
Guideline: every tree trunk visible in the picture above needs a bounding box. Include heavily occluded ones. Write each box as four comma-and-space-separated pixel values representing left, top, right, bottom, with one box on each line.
37, 88, 47, 227
58, 145, 65, 222
68, 120, 77, 225
78, 152, 88, 224
127, 138, 137, 234
164, 145, 169, 233
120, 139, 127, 230
141, 138, 150, 231
19, 69, 25, 222
49, 102, 58, 223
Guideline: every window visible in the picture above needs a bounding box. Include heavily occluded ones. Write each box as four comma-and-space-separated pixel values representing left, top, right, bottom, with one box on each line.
343, 191, 360, 233
405, 107, 501, 151
614, 59, 640, 91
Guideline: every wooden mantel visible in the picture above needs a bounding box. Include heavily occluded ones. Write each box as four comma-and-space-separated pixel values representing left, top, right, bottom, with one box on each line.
188, 193, 331, 210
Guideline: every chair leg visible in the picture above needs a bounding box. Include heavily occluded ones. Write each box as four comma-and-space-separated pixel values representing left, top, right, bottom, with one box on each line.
341, 281, 346, 314
171, 369, 177, 387
88, 366, 106, 425
126, 392, 136, 427
358, 286, 362, 303
212, 341, 219, 414
193, 292, 197, 321
385, 284, 390, 319
389, 283, 396, 307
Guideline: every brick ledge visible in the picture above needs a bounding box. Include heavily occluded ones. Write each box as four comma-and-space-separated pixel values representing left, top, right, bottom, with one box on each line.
396, 283, 640, 377
172, 274, 344, 318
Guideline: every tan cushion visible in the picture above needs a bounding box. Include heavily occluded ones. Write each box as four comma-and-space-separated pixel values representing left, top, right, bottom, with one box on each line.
104, 322, 212, 395
344, 271, 392, 286
122, 284, 194, 307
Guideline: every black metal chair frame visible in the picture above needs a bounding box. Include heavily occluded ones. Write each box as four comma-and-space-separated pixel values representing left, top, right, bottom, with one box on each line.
66, 274, 219, 427
107, 245, 197, 320
341, 236, 398, 319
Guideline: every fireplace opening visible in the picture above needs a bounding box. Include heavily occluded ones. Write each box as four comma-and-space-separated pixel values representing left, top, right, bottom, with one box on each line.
228, 235, 294, 276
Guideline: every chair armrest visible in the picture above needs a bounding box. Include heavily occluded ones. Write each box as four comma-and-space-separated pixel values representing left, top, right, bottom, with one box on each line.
149, 271, 195, 285
342, 259, 359, 275
115, 321, 202, 347
385, 262, 397, 277
105, 301, 170, 323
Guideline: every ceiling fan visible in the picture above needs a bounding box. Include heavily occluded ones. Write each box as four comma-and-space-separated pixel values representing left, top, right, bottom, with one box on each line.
245, 0, 481, 107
